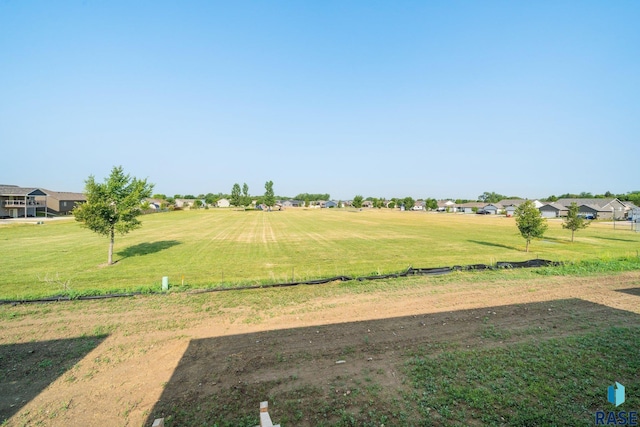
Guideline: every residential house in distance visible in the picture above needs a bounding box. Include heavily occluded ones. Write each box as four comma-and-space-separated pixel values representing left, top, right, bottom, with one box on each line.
481, 203, 503, 215
555, 198, 626, 220
0, 185, 48, 218
493, 199, 543, 217
539, 202, 569, 218
436, 200, 456, 212
216, 198, 231, 208
457, 202, 485, 214
1, 185, 85, 218
38, 189, 86, 215
174, 198, 195, 209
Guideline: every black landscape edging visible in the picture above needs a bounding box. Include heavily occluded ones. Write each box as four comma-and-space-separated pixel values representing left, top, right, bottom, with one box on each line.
1, 259, 561, 305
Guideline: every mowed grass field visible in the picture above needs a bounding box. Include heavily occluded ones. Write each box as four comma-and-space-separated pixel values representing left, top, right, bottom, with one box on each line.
1, 208, 640, 299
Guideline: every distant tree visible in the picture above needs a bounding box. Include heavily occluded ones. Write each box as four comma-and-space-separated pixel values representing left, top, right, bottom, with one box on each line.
192, 199, 203, 209
562, 202, 590, 242
352, 195, 364, 209
388, 201, 396, 209
264, 181, 275, 211
403, 197, 415, 211
242, 183, 251, 208
544, 195, 558, 202
74, 166, 153, 266
294, 193, 330, 201
173, 194, 183, 200
479, 191, 506, 203
204, 193, 217, 206
230, 183, 242, 207
152, 193, 167, 200
304, 197, 310, 207
626, 192, 640, 206
425, 198, 438, 210
579, 191, 594, 198
515, 200, 547, 252
183, 194, 196, 199
338, 200, 343, 208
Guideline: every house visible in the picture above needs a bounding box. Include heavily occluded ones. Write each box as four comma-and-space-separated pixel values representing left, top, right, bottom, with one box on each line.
0, 185, 48, 218
436, 200, 456, 212
324, 200, 338, 208
458, 202, 485, 214
216, 198, 230, 208
539, 202, 569, 218
555, 198, 626, 220
174, 199, 193, 208
629, 206, 640, 221
412, 200, 426, 211
37, 189, 86, 216
620, 201, 638, 219
482, 203, 504, 215
281, 200, 303, 208
362, 200, 374, 208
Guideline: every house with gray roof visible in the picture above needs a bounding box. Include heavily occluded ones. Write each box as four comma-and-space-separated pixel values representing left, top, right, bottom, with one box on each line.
36, 190, 86, 215
0, 185, 49, 218
555, 198, 626, 220
539, 202, 569, 218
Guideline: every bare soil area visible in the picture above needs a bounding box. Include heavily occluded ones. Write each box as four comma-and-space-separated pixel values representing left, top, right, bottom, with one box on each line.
1, 271, 640, 426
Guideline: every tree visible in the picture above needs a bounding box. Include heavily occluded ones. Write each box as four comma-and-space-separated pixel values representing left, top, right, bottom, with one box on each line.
479, 191, 506, 203
352, 195, 364, 209
74, 166, 153, 265
230, 183, 242, 207
242, 183, 251, 208
514, 200, 547, 252
425, 198, 438, 211
562, 202, 590, 242
403, 196, 415, 211
264, 180, 275, 211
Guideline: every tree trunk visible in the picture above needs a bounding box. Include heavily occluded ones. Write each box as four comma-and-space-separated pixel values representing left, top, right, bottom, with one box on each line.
571, 230, 575, 242
525, 239, 530, 252
108, 229, 115, 265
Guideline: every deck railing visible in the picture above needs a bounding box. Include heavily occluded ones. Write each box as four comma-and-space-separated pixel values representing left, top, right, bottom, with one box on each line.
3, 200, 44, 207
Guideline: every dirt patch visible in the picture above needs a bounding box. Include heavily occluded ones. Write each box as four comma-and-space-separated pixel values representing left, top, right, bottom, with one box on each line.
1, 272, 639, 426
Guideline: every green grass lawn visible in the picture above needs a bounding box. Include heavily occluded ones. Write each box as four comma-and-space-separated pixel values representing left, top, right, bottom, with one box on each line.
1, 209, 639, 299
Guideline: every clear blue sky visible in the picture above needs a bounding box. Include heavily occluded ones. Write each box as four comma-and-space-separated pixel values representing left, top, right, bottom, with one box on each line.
1, 1, 638, 200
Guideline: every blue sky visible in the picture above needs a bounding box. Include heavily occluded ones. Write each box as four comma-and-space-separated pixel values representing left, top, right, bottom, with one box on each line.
1, 1, 638, 200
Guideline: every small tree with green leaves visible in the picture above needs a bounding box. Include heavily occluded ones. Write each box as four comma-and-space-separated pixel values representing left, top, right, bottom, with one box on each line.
74, 166, 153, 265
403, 197, 415, 211
352, 195, 364, 209
264, 180, 275, 211
515, 200, 547, 252
242, 183, 251, 208
563, 202, 589, 242
230, 183, 242, 207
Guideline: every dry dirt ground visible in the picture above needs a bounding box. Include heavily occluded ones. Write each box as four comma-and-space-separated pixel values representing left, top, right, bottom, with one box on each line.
1, 271, 640, 426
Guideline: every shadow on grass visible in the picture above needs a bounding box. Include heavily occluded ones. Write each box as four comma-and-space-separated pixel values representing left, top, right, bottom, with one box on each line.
616, 287, 640, 297
0, 335, 108, 423
117, 240, 181, 259
146, 298, 640, 427
592, 236, 639, 243
467, 239, 519, 251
